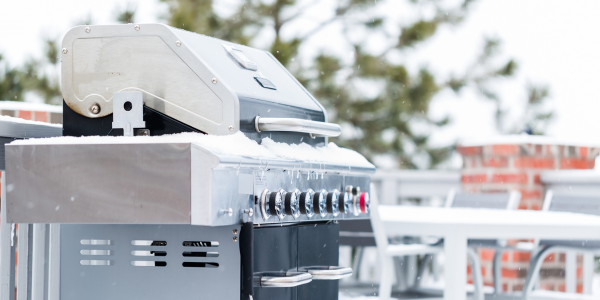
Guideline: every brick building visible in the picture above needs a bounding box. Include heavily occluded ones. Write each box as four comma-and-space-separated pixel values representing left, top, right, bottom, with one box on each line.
0, 101, 63, 194
458, 135, 598, 293
0, 101, 63, 124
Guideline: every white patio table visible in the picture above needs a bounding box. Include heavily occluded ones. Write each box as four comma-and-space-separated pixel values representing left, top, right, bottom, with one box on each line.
379, 205, 600, 300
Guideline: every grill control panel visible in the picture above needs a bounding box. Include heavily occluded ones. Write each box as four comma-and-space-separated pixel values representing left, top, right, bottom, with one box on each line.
257, 185, 370, 223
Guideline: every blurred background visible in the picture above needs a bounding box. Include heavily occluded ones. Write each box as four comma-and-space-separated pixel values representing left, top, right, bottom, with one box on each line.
5, 0, 600, 171
3, 0, 600, 297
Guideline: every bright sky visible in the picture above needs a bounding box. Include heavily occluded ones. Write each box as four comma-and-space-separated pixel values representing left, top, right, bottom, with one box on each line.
1, 0, 599, 149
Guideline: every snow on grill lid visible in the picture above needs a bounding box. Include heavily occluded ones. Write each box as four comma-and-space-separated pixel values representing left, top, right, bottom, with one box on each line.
10, 132, 374, 167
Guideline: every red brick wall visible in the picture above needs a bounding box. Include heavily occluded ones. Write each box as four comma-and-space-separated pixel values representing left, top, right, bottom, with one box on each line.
0, 109, 62, 124
458, 142, 598, 292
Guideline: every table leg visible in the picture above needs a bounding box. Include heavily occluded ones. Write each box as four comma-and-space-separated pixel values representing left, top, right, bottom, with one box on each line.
583, 252, 594, 294
444, 233, 467, 300
565, 251, 576, 293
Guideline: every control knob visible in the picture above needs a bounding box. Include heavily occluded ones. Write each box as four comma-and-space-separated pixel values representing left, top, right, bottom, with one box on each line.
312, 189, 328, 217
299, 189, 315, 217
339, 190, 352, 214
284, 189, 301, 219
260, 189, 286, 220
326, 190, 340, 217
358, 192, 370, 214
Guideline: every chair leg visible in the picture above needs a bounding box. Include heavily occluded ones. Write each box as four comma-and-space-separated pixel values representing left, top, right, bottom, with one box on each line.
493, 250, 502, 294
583, 252, 594, 294
412, 254, 431, 289
379, 255, 395, 300
432, 254, 439, 282
393, 256, 407, 291
523, 246, 553, 300
467, 248, 484, 300
352, 246, 364, 281
406, 255, 417, 287
565, 251, 577, 293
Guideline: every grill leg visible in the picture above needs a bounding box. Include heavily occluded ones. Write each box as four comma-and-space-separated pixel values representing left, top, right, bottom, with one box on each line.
31, 224, 46, 300
0, 171, 15, 300
16, 224, 31, 300
48, 224, 61, 300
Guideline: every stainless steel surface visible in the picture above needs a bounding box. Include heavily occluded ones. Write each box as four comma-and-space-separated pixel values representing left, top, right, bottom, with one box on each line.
258, 272, 313, 287
223, 44, 258, 71
255, 116, 342, 137
0, 118, 62, 139
0, 171, 15, 300
6, 141, 373, 225
6, 143, 193, 224
16, 224, 29, 300
304, 266, 353, 280
48, 224, 60, 300
61, 23, 328, 135
61, 24, 238, 135
31, 224, 46, 300
60, 224, 240, 300
112, 92, 145, 136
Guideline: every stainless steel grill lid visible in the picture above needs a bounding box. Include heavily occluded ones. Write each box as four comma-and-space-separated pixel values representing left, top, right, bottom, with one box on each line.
61, 23, 327, 136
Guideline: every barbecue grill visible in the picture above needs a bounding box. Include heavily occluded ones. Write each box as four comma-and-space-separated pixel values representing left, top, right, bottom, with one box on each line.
3, 23, 375, 300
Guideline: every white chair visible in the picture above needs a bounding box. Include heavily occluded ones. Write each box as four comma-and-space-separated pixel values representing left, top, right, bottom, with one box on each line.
523, 190, 600, 299
370, 185, 444, 300
445, 189, 522, 295
373, 189, 521, 300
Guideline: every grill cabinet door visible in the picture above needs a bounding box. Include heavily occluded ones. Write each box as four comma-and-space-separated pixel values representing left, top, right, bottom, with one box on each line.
297, 223, 340, 300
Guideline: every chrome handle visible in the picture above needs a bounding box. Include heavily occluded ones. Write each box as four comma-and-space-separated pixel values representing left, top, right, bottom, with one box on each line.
254, 117, 342, 137
304, 266, 353, 280
258, 272, 313, 287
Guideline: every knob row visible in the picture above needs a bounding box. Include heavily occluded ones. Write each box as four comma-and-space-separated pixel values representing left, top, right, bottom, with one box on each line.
260, 186, 369, 220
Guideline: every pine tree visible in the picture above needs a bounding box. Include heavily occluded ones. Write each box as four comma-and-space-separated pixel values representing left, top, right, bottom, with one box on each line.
0, 54, 25, 101
161, 0, 546, 168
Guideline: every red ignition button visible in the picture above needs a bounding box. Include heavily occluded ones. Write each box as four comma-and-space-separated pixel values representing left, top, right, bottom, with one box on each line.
359, 192, 370, 213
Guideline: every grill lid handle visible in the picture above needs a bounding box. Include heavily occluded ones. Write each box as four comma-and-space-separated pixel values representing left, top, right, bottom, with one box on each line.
302, 266, 353, 280
254, 117, 342, 137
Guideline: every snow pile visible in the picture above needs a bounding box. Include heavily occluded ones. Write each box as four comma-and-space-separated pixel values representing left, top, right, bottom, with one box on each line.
261, 137, 372, 167
0, 101, 62, 113
11, 132, 374, 167
0, 115, 62, 127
